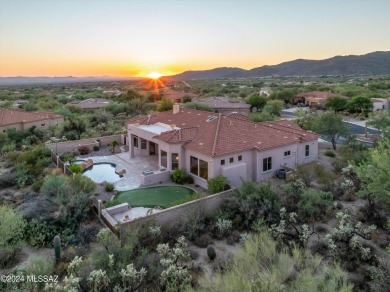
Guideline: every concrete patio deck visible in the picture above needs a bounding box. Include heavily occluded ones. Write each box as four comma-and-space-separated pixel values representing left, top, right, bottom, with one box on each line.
80, 153, 159, 191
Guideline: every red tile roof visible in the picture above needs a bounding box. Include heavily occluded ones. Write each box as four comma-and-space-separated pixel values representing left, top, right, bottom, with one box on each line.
0, 108, 63, 126
128, 109, 319, 157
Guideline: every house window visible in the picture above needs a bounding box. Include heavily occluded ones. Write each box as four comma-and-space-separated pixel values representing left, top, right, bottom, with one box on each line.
41, 123, 45, 127
284, 151, 291, 157
229, 157, 234, 163
190, 156, 208, 179
214, 110, 219, 113
141, 139, 147, 149
238, 155, 242, 161
199, 159, 208, 179
190, 156, 198, 175
161, 150, 167, 168
133, 135, 139, 148
221, 159, 225, 165
171, 153, 179, 170
305, 145, 310, 157
263, 157, 272, 172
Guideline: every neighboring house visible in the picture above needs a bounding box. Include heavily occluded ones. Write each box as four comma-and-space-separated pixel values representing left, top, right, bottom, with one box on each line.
127, 105, 319, 189
68, 98, 111, 111
0, 108, 64, 132
193, 96, 251, 116
294, 91, 348, 108
13, 99, 29, 108
371, 98, 390, 111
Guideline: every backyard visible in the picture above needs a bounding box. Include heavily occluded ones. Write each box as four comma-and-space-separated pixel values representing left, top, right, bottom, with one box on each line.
111, 185, 197, 208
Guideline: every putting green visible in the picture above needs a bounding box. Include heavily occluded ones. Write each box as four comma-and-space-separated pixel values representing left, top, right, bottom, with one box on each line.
114, 186, 196, 209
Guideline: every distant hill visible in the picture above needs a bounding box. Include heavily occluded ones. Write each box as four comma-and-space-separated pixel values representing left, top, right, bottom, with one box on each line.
0, 76, 139, 86
170, 51, 390, 80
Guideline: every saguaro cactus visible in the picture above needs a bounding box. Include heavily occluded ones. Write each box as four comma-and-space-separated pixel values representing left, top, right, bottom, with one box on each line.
54, 235, 61, 263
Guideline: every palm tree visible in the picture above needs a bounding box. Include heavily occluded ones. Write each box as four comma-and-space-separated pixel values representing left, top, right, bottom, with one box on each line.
110, 140, 119, 153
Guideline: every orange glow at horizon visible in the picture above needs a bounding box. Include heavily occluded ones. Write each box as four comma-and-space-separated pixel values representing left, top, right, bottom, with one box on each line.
147, 71, 162, 79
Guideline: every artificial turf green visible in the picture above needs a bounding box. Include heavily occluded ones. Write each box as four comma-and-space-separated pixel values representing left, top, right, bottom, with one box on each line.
114, 186, 196, 209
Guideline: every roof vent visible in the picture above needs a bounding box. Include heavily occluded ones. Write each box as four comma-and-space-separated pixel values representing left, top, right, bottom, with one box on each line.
206, 116, 217, 122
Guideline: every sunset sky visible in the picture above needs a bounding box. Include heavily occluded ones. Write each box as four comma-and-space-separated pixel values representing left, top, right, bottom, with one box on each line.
0, 0, 389, 77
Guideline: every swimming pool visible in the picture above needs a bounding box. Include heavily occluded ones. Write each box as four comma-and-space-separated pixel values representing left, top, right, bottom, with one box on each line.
83, 163, 121, 183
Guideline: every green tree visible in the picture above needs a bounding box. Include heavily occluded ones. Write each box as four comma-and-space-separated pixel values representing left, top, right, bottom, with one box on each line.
250, 111, 278, 122
263, 100, 284, 116
346, 96, 372, 114
246, 95, 268, 111
312, 113, 347, 150
325, 96, 348, 114
368, 111, 390, 138
356, 139, 390, 209
63, 117, 87, 140
157, 98, 174, 112
0, 206, 26, 267
40, 174, 67, 197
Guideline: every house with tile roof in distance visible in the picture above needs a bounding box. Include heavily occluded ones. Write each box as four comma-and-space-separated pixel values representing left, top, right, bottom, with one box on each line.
128, 105, 319, 189
68, 98, 111, 111
0, 108, 64, 133
193, 96, 251, 116
294, 91, 348, 109
371, 98, 390, 111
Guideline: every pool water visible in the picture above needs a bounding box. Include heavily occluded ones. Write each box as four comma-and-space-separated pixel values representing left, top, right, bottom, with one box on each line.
83, 163, 121, 183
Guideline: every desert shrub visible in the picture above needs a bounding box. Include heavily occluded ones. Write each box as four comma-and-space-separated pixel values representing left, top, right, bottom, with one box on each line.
207, 245, 216, 261
0, 172, 17, 187
195, 234, 214, 248
324, 150, 336, 157
370, 257, 390, 292
224, 180, 281, 228
227, 230, 242, 245
0, 206, 26, 268
180, 209, 205, 241
297, 188, 333, 222
67, 173, 96, 194
189, 249, 199, 260
78, 145, 90, 155
170, 168, 187, 184
105, 182, 115, 192
195, 230, 353, 292
40, 174, 67, 197
207, 175, 229, 194
69, 164, 83, 174
25, 219, 57, 247
215, 218, 232, 238
93, 145, 100, 151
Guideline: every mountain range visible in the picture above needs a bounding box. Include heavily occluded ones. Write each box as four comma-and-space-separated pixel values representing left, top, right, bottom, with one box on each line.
169, 51, 390, 80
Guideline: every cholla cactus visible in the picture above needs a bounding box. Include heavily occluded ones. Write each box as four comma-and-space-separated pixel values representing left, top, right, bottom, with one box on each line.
216, 218, 232, 237
68, 256, 83, 276
157, 236, 192, 291
108, 254, 114, 268
149, 225, 161, 237
88, 269, 109, 292
325, 212, 376, 261
271, 208, 312, 247
120, 263, 147, 291
44, 275, 80, 292
239, 232, 251, 244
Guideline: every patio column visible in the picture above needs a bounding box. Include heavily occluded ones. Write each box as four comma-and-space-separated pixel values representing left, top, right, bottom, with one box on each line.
130, 134, 135, 158
138, 136, 141, 155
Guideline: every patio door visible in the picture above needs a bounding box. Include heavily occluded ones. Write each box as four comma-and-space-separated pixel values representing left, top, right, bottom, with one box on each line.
149, 142, 156, 155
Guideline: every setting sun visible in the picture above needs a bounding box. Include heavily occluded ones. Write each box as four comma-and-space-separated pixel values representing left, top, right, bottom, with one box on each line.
147, 71, 162, 79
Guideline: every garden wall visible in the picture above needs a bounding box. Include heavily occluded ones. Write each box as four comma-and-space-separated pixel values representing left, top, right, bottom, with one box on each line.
46, 134, 122, 154
117, 189, 234, 241
141, 170, 171, 186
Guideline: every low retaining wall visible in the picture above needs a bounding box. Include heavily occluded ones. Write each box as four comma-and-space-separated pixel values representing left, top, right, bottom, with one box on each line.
141, 170, 171, 186
118, 189, 234, 240
46, 134, 123, 155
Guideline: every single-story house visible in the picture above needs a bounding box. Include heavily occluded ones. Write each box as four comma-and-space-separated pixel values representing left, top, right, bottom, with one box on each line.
294, 91, 348, 108
127, 105, 319, 189
193, 96, 251, 116
161, 90, 198, 103
371, 98, 390, 111
0, 108, 64, 132
68, 98, 111, 111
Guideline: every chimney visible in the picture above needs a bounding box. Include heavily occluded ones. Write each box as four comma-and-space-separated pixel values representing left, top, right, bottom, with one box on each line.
173, 103, 180, 114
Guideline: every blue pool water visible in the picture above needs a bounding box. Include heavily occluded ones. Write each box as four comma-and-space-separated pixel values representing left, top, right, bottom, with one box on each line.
83, 163, 121, 183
